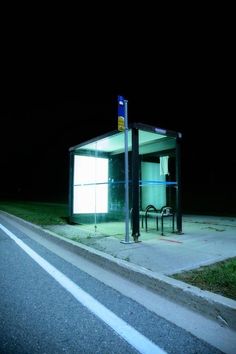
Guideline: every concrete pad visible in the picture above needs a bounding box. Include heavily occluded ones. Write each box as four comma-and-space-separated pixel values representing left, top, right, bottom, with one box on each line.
47, 215, 236, 275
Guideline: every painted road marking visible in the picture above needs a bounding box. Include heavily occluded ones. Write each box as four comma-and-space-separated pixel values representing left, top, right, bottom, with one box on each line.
0, 223, 167, 354
159, 238, 183, 244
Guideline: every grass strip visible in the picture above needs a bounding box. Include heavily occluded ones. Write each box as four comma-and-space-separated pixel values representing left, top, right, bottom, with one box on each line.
0, 200, 68, 225
172, 257, 236, 301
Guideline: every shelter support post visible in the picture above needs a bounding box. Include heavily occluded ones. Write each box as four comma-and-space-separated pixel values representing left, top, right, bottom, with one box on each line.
131, 127, 140, 241
176, 134, 183, 234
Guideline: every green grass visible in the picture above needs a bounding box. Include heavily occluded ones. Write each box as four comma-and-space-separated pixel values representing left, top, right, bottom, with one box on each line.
172, 257, 236, 301
0, 200, 68, 225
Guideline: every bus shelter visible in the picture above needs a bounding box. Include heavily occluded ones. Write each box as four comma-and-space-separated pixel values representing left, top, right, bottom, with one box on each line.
69, 123, 182, 241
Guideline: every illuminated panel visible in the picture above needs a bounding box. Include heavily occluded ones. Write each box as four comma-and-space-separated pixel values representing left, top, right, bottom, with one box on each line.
141, 162, 166, 209
73, 155, 108, 214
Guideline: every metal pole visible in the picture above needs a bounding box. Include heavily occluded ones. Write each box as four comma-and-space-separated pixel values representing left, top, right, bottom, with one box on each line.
94, 142, 97, 234
124, 100, 130, 242
176, 134, 183, 234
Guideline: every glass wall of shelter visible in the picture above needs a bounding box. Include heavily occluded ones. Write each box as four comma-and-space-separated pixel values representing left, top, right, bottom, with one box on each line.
69, 123, 182, 240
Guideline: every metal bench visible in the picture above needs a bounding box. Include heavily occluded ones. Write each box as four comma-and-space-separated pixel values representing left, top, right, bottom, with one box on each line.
140, 205, 175, 235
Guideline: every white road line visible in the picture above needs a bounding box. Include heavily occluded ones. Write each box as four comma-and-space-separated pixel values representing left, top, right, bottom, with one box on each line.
0, 223, 167, 354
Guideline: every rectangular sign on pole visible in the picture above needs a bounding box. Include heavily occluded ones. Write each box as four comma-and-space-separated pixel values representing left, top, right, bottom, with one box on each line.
118, 95, 125, 131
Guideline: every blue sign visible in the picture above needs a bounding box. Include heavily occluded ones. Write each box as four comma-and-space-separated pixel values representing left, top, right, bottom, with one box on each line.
118, 95, 125, 131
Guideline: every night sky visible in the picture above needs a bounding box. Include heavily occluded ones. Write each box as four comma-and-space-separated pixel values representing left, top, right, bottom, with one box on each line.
1, 14, 235, 216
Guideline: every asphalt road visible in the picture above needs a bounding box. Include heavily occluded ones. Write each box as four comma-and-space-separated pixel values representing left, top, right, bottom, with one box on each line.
0, 216, 223, 354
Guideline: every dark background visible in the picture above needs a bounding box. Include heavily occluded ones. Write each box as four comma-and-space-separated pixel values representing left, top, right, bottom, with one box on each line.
1, 9, 235, 215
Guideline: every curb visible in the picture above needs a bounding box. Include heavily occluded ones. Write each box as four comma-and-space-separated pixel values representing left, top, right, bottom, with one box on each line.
1, 211, 236, 331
